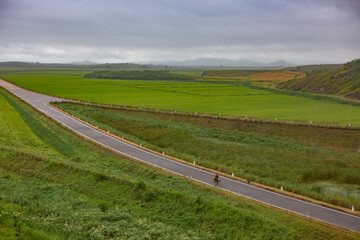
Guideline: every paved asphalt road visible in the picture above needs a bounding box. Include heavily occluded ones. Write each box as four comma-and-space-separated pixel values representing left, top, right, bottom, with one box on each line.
1, 79, 359, 233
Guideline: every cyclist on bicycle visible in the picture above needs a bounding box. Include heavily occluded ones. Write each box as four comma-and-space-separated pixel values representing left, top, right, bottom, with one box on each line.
213, 174, 220, 186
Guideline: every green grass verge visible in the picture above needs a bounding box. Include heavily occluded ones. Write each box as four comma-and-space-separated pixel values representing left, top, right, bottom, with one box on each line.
0, 87, 359, 238
2, 70, 360, 125
53, 102, 360, 210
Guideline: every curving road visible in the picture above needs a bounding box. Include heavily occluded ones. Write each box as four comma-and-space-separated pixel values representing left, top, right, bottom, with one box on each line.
1, 79, 359, 233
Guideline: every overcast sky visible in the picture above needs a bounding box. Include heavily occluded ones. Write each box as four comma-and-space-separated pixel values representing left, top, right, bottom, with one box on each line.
0, 0, 359, 64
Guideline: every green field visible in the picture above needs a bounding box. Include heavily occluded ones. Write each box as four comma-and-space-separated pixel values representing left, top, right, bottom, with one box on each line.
1, 87, 358, 239
2, 70, 360, 126
54, 102, 360, 209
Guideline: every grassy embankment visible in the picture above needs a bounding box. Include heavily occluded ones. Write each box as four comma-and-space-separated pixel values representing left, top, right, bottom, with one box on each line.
279, 59, 360, 100
2, 70, 360, 126
54, 102, 360, 210
2, 89, 359, 239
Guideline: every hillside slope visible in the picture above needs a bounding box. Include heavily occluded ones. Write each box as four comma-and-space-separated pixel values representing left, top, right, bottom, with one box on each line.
278, 59, 360, 99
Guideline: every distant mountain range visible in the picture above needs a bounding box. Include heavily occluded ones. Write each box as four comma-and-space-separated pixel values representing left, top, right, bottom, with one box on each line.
69, 60, 99, 65
0, 61, 168, 70
161, 58, 293, 68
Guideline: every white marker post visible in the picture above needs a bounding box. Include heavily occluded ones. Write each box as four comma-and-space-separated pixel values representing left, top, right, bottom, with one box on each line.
352, 206, 355, 212
162, 151, 165, 155
193, 161, 195, 165
281, 186, 283, 191
232, 172, 234, 177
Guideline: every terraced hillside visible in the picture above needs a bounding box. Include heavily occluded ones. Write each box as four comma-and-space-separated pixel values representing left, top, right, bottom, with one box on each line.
279, 59, 360, 100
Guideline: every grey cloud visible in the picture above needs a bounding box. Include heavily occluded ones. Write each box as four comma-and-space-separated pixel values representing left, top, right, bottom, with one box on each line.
0, 0, 359, 63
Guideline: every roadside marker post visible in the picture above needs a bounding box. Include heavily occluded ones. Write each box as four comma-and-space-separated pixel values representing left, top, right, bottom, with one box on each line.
162, 151, 165, 155
352, 206, 355, 212
281, 186, 283, 191
232, 172, 234, 177
193, 161, 196, 165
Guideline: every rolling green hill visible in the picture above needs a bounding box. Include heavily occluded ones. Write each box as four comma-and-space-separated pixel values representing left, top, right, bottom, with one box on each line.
278, 59, 360, 99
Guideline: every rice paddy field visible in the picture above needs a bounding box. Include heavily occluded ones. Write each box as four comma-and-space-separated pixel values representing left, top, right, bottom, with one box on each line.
2, 70, 360, 126
1, 83, 358, 239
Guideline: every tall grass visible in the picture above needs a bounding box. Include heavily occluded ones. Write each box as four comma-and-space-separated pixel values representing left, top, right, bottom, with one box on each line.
54, 102, 360, 209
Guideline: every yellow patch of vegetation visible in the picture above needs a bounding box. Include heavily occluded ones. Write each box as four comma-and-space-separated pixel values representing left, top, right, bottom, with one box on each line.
201, 70, 306, 82
248, 70, 306, 81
